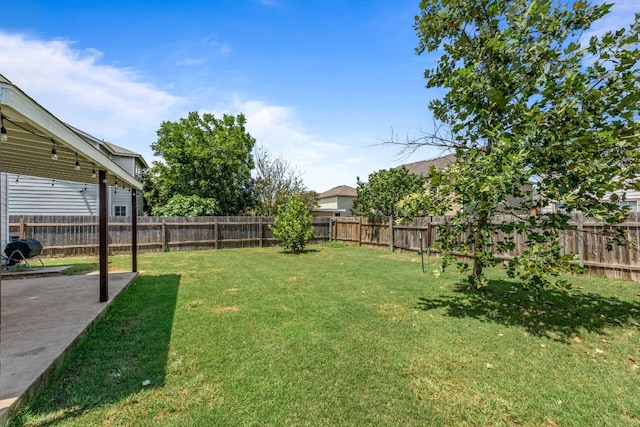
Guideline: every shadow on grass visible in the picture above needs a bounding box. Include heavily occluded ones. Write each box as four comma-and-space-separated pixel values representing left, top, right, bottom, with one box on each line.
10, 274, 181, 427
320, 242, 350, 249
279, 248, 320, 255
416, 279, 640, 342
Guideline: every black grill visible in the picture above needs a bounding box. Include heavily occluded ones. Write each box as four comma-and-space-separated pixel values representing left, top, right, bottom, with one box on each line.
5, 239, 43, 265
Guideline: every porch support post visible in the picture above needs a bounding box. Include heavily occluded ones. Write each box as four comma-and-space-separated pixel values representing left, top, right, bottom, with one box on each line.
99, 170, 109, 302
0, 168, 3, 375
131, 189, 138, 273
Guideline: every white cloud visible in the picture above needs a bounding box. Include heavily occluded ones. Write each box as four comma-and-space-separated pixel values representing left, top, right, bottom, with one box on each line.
201, 34, 233, 56
0, 30, 387, 191
585, 0, 638, 40
0, 31, 186, 157
205, 97, 386, 191
176, 58, 208, 67
256, 0, 279, 7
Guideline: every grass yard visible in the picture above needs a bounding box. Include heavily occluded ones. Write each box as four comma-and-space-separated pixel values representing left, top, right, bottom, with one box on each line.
9, 244, 640, 426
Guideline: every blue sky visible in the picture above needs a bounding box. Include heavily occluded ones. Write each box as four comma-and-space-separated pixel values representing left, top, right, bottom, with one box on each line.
0, 0, 636, 192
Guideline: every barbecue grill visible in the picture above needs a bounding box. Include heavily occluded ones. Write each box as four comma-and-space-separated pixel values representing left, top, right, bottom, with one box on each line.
3, 238, 45, 270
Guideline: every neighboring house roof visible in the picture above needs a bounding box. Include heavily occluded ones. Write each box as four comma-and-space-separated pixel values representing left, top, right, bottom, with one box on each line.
318, 185, 357, 199
398, 153, 456, 176
66, 125, 149, 169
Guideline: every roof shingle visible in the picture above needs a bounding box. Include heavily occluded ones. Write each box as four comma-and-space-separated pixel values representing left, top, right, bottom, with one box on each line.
398, 153, 456, 176
318, 185, 357, 198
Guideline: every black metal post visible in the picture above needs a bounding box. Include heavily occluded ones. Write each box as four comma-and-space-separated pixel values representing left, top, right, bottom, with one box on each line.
131, 189, 138, 273
99, 170, 109, 302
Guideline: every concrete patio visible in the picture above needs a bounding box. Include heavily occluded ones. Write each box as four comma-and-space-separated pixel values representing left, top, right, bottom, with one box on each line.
0, 271, 138, 425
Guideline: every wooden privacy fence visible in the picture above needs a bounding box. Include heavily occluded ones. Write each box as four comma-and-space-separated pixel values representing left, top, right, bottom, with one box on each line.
330, 214, 640, 282
11, 213, 640, 281
9, 215, 331, 256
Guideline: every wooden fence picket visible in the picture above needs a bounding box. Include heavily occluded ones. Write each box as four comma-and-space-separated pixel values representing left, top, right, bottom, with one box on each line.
8, 215, 331, 256
9, 213, 640, 281
329, 214, 640, 282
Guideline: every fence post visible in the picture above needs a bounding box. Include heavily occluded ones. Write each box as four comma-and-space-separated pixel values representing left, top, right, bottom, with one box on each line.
388, 217, 394, 252
259, 218, 263, 247
162, 221, 168, 252
358, 217, 363, 246
577, 214, 584, 268
19, 218, 26, 239
329, 218, 333, 241
214, 219, 219, 250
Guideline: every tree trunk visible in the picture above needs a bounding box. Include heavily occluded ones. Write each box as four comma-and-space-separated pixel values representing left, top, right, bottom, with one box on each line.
472, 207, 489, 287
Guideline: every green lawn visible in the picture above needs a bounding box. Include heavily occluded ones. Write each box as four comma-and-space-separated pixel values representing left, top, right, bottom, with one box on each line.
10, 244, 640, 426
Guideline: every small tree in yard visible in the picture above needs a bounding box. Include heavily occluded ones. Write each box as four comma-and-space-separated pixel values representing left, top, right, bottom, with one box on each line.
271, 196, 315, 253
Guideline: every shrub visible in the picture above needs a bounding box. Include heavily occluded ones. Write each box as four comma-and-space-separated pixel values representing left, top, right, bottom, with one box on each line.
152, 194, 220, 217
270, 196, 315, 253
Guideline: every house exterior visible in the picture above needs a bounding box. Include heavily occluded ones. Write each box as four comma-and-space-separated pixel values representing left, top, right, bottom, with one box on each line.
399, 153, 457, 176
4, 125, 147, 217
312, 185, 357, 217
1, 71, 142, 273
399, 153, 535, 214
102, 140, 148, 217
544, 190, 640, 214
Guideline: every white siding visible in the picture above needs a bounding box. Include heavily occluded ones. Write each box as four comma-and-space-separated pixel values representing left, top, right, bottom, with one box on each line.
110, 157, 144, 216
8, 174, 98, 215
612, 189, 640, 201
610, 189, 640, 212
110, 186, 132, 216
313, 195, 355, 217
336, 196, 355, 213
1, 173, 8, 250
113, 156, 135, 176
5, 154, 143, 218
317, 197, 337, 209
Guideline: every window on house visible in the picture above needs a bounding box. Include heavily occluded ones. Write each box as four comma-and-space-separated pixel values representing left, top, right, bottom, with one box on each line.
114, 206, 127, 217
616, 200, 637, 212
135, 163, 145, 179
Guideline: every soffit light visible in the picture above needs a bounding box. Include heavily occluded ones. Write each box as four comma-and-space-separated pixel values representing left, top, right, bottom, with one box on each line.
0, 113, 7, 143
51, 140, 58, 160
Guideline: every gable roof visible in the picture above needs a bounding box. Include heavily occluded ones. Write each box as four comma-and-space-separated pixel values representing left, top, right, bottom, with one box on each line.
318, 185, 357, 198
0, 74, 142, 189
105, 141, 138, 157
398, 153, 456, 177
66, 125, 149, 169
105, 141, 148, 168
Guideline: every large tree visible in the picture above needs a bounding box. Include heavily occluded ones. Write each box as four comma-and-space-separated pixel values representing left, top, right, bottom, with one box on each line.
145, 112, 256, 215
151, 194, 220, 217
397, 0, 640, 290
352, 167, 425, 220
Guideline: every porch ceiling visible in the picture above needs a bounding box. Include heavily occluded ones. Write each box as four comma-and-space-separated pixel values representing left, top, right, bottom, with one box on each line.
0, 80, 142, 190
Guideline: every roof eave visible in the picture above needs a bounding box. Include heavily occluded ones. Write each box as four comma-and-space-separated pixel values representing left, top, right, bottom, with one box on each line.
0, 83, 142, 190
